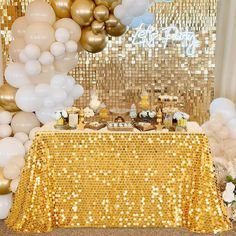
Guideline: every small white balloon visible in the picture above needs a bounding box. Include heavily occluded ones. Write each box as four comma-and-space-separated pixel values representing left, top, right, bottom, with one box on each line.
14, 132, 29, 144
24, 140, 33, 153
55, 28, 70, 43
25, 60, 42, 76
50, 42, 66, 57
63, 76, 75, 93
63, 96, 74, 107
24, 44, 41, 60
35, 83, 51, 97
36, 108, 55, 124
51, 88, 67, 103
120, 17, 133, 26
8, 156, 25, 169
71, 84, 84, 99
210, 98, 235, 115
39, 51, 54, 65
43, 97, 56, 108
19, 50, 30, 63
0, 125, 12, 138
65, 40, 78, 53
29, 127, 41, 140
114, 5, 127, 19
0, 111, 12, 125
0, 193, 12, 219
10, 178, 20, 193
50, 74, 66, 88
3, 163, 21, 180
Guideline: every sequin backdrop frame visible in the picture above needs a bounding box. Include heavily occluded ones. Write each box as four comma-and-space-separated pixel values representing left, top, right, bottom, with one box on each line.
0, 0, 216, 124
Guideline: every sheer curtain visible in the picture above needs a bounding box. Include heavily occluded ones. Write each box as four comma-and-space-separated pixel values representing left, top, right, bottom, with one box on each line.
215, 0, 236, 103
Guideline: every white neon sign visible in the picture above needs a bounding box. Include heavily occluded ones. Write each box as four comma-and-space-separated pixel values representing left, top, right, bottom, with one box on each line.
132, 24, 200, 57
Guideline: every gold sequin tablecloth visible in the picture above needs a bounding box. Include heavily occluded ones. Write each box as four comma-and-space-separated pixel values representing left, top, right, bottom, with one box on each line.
6, 123, 231, 233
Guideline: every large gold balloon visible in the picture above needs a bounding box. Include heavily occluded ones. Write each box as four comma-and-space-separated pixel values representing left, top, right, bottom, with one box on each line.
94, 5, 109, 22
0, 168, 11, 195
106, 21, 126, 37
105, 14, 118, 27
0, 83, 20, 112
80, 27, 107, 53
71, 0, 95, 26
51, 0, 72, 18
91, 20, 105, 34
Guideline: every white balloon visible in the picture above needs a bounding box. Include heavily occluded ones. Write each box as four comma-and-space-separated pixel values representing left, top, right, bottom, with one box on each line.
24, 140, 33, 153
114, 5, 127, 19
14, 132, 29, 144
25, 60, 42, 76
128, 0, 149, 17
15, 85, 42, 112
8, 156, 25, 169
63, 96, 74, 107
3, 163, 21, 180
55, 28, 70, 43
71, 84, 84, 99
19, 50, 30, 63
0, 137, 25, 167
63, 76, 75, 93
210, 98, 235, 115
35, 83, 51, 97
50, 74, 66, 88
24, 44, 41, 60
0, 125, 12, 138
10, 178, 20, 193
51, 88, 67, 103
0, 193, 12, 219
0, 111, 12, 125
5, 63, 31, 88
29, 127, 41, 140
43, 97, 56, 108
65, 40, 78, 53
39, 51, 54, 65
50, 42, 66, 57
36, 108, 55, 124
120, 17, 133, 26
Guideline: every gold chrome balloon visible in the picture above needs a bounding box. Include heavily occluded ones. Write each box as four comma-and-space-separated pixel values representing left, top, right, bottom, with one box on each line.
91, 20, 105, 34
80, 27, 107, 53
106, 21, 126, 37
95, 0, 117, 9
105, 14, 118, 27
94, 5, 109, 22
71, 0, 95, 26
0, 83, 20, 112
51, 0, 72, 18
0, 168, 11, 195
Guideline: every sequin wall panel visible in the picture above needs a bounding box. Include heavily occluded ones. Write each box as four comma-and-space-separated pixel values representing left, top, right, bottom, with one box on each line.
1, 0, 216, 123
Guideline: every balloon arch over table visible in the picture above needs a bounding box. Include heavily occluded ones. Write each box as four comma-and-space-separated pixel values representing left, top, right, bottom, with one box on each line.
0, 0, 155, 219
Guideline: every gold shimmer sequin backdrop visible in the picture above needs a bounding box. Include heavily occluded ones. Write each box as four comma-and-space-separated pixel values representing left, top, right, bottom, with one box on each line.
0, 0, 216, 123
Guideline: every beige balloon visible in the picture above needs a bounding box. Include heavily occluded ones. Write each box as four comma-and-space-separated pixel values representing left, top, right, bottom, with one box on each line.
11, 112, 40, 135
11, 17, 29, 39
30, 65, 56, 84
94, 5, 109, 22
25, 0, 56, 25
0, 168, 11, 195
71, 0, 95, 26
80, 27, 107, 53
54, 18, 81, 42
9, 38, 25, 62
54, 52, 78, 73
25, 22, 55, 51
51, 0, 72, 18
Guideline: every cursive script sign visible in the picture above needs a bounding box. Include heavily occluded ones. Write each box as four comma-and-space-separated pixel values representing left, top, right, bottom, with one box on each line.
132, 24, 200, 57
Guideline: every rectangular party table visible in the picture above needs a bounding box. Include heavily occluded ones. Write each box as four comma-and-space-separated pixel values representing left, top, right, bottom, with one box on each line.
6, 122, 231, 233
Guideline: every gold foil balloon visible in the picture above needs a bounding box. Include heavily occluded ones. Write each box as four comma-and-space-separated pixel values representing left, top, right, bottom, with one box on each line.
0, 84, 20, 112
80, 27, 107, 53
105, 14, 118, 27
94, 5, 109, 22
106, 21, 126, 37
95, 0, 117, 8
71, 0, 95, 26
91, 20, 105, 34
51, 0, 72, 18
0, 168, 11, 195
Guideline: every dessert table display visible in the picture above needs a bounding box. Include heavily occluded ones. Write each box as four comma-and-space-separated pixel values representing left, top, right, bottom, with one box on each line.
6, 122, 231, 233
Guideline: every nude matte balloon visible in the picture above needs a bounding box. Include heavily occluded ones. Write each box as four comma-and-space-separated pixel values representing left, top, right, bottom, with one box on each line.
11, 17, 29, 39
25, 0, 56, 25
9, 38, 25, 62
54, 18, 81, 42
11, 112, 40, 135
25, 23, 55, 51
30, 65, 56, 84
54, 52, 78, 73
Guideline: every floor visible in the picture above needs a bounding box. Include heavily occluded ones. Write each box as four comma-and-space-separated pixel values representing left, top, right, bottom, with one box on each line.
1, 222, 236, 236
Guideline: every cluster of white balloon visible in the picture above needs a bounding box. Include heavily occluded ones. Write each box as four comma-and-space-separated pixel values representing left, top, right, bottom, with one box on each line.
6, 0, 84, 124
202, 98, 236, 178
114, 0, 155, 27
